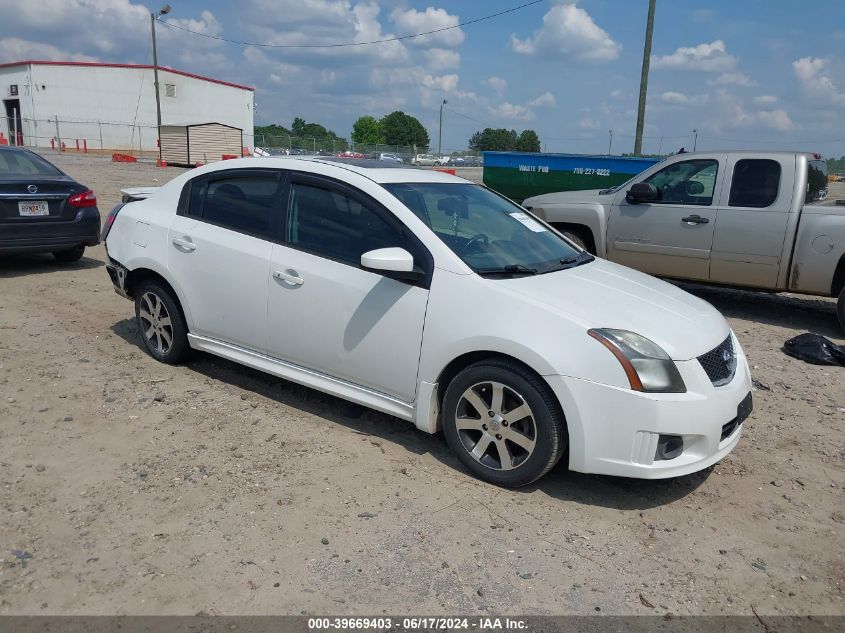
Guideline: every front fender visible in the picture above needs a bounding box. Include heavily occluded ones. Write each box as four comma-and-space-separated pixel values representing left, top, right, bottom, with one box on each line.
529, 202, 609, 258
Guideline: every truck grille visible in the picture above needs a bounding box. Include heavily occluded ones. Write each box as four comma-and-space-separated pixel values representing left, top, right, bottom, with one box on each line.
698, 335, 736, 387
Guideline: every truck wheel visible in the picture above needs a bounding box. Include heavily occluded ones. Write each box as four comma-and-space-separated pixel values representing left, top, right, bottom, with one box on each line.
838, 286, 845, 332
442, 360, 566, 488
561, 230, 588, 251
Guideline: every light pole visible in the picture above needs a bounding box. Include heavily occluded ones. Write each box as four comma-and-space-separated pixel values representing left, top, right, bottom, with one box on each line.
634, 0, 657, 156
151, 4, 171, 157
608, 129, 613, 155
438, 99, 447, 156
692, 129, 698, 152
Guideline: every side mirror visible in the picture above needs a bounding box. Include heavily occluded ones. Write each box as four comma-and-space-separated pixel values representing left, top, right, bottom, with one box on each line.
361, 247, 415, 274
626, 182, 658, 203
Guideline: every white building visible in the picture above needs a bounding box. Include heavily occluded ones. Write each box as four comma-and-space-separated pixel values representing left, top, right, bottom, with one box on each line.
0, 60, 254, 152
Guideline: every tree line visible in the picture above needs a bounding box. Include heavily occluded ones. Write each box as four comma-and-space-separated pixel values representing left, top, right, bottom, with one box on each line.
256, 112, 542, 155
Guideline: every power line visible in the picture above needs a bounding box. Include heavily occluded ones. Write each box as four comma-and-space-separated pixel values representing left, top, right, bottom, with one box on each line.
156, 0, 546, 49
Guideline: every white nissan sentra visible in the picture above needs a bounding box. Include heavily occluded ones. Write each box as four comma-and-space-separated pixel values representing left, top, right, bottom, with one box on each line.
103, 157, 752, 488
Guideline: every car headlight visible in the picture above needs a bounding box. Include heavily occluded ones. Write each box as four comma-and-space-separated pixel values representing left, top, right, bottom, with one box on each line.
588, 328, 686, 393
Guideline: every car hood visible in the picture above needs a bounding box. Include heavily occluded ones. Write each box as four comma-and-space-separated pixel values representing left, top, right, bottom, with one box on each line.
494, 258, 729, 361
523, 188, 608, 207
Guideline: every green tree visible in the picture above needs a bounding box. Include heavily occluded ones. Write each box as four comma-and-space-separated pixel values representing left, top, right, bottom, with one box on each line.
468, 128, 519, 152
516, 129, 541, 153
291, 117, 306, 137
380, 111, 430, 147
351, 116, 385, 145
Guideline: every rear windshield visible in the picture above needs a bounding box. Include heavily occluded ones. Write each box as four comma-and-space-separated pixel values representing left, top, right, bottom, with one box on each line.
806, 159, 828, 203
0, 150, 63, 177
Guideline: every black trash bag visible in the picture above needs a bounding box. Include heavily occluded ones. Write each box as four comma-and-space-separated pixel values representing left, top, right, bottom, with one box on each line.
782, 333, 845, 366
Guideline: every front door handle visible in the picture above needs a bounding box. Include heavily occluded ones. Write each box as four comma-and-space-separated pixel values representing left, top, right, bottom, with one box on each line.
273, 269, 304, 286
172, 236, 196, 251
681, 215, 709, 225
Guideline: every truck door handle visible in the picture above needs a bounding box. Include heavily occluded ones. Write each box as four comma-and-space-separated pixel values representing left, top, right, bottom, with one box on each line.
681, 215, 709, 225
172, 236, 196, 251
273, 269, 304, 286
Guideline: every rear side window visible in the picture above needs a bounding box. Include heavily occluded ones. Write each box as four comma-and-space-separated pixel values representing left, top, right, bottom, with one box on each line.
806, 160, 828, 203
728, 159, 781, 208
286, 182, 406, 267
187, 171, 283, 238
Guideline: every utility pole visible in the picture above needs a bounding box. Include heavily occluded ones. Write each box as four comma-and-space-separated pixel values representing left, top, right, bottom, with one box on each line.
634, 0, 656, 156
692, 129, 698, 152
438, 99, 447, 156
151, 4, 171, 156
608, 129, 613, 155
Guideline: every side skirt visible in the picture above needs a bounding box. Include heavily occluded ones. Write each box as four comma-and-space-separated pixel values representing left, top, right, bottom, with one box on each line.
187, 334, 416, 422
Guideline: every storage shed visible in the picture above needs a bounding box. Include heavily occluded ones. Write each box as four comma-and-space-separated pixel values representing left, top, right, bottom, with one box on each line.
160, 122, 243, 167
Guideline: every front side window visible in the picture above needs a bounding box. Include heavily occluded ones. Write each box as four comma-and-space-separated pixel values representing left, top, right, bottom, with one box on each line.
643, 159, 718, 206
190, 172, 282, 238
729, 159, 781, 208
286, 182, 406, 266
384, 182, 587, 275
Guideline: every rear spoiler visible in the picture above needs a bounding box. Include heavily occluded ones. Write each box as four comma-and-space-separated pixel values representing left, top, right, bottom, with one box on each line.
120, 187, 161, 203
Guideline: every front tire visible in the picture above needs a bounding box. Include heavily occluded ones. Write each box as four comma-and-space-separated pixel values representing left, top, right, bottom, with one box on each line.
560, 230, 588, 252
838, 286, 845, 332
134, 280, 189, 364
52, 245, 85, 263
442, 360, 566, 488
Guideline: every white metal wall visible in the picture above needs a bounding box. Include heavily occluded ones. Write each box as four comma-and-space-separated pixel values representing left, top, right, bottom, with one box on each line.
0, 63, 254, 152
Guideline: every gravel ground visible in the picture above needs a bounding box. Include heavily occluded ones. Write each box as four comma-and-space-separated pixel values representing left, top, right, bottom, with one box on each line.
0, 151, 843, 616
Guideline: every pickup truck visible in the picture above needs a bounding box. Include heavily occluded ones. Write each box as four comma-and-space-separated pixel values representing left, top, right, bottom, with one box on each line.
522, 151, 845, 330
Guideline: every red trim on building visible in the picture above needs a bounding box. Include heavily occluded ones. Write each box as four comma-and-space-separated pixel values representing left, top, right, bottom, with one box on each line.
0, 60, 254, 92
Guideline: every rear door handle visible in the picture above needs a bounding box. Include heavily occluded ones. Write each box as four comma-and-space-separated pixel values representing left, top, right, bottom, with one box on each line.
273, 269, 304, 286
172, 236, 196, 251
681, 215, 709, 225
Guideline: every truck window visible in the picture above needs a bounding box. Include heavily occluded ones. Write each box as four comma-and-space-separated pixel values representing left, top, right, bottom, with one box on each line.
806, 160, 828, 203
642, 159, 718, 206
728, 159, 781, 208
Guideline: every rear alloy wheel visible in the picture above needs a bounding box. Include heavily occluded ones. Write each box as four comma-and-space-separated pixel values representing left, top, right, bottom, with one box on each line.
52, 245, 85, 263
442, 361, 566, 487
134, 281, 189, 364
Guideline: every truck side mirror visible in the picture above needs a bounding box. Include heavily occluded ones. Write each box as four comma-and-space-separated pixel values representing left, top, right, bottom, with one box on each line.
626, 182, 659, 204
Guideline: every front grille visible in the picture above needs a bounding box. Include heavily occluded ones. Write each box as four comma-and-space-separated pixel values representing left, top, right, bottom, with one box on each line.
698, 335, 736, 386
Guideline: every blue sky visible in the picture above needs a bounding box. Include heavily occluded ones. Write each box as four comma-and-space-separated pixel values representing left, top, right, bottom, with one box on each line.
2, 0, 844, 155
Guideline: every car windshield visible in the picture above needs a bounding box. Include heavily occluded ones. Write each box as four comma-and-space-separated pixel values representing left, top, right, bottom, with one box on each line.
0, 150, 63, 177
384, 182, 591, 276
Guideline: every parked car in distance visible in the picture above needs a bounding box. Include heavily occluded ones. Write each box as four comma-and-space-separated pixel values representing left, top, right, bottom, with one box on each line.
103, 156, 751, 487
377, 152, 404, 163
412, 154, 437, 166
0, 146, 99, 262
523, 151, 845, 330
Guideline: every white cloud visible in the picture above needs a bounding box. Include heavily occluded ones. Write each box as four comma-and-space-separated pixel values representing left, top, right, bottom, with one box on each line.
609, 89, 626, 100
489, 102, 533, 121
652, 40, 737, 72
528, 92, 556, 107
753, 95, 778, 106
510, 4, 621, 62
756, 109, 795, 131
659, 91, 708, 106
792, 57, 845, 105
485, 76, 507, 96
424, 48, 460, 70
0, 37, 98, 63
711, 72, 756, 87
390, 6, 464, 48
578, 117, 601, 130
422, 73, 460, 93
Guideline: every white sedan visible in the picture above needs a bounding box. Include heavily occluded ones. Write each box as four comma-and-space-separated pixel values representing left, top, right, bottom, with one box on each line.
102, 157, 752, 488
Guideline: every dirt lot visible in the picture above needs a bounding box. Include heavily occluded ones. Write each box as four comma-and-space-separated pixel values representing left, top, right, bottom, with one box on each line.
0, 152, 843, 616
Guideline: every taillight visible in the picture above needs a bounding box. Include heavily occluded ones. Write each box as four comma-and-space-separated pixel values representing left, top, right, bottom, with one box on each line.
69, 189, 97, 208
101, 203, 125, 241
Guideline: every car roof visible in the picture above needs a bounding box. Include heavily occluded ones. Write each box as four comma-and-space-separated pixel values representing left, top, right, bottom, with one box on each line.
202, 156, 470, 185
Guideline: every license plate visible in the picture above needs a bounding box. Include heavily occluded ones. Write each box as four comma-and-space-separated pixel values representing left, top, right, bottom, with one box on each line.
736, 392, 753, 424
18, 201, 49, 216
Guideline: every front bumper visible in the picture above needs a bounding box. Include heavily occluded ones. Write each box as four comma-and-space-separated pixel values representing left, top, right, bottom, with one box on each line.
0, 207, 101, 255
546, 333, 753, 479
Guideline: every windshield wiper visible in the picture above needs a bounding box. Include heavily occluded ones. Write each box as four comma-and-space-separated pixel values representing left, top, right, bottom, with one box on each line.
476, 264, 538, 277
554, 252, 594, 270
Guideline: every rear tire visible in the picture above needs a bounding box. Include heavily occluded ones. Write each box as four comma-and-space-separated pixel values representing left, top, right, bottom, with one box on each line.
442, 360, 566, 488
560, 230, 588, 251
837, 287, 845, 332
52, 245, 85, 263
134, 280, 190, 364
